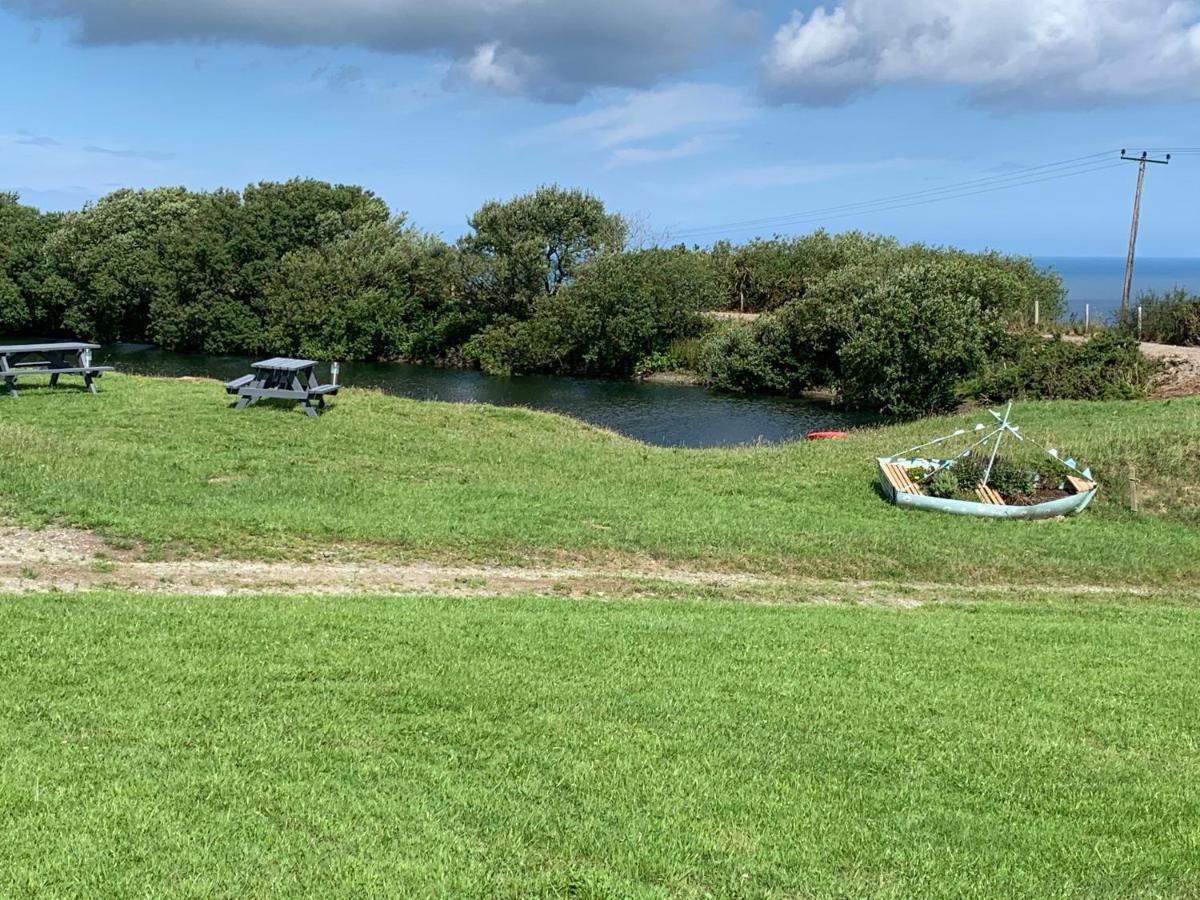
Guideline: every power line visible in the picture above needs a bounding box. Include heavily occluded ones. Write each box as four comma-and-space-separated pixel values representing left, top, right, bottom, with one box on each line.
669, 151, 1118, 238
670, 153, 1126, 241
1119, 150, 1171, 311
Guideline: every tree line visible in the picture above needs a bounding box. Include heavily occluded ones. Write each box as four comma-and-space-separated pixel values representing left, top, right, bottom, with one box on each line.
2, 180, 1153, 415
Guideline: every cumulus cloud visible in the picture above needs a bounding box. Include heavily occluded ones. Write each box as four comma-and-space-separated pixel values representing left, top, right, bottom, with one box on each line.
761, 0, 1200, 107
2, 0, 748, 102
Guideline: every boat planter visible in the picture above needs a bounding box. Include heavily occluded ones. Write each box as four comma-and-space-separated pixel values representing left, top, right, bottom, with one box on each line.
877, 403, 1098, 520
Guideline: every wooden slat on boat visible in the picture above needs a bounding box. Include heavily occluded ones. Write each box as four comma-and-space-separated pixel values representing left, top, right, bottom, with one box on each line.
882, 462, 923, 496
1066, 475, 1095, 494
975, 483, 1005, 505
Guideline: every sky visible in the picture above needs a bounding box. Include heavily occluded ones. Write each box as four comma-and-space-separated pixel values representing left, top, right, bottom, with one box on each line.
1, 0, 1199, 256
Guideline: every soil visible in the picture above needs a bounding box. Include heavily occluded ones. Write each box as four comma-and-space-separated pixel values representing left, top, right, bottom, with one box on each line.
1008, 487, 1071, 506
2, 523, 1185, 605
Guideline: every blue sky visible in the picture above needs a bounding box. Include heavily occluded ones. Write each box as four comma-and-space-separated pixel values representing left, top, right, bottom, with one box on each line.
2, 0, 1198, 255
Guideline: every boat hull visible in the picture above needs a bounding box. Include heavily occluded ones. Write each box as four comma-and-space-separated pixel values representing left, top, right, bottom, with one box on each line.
877, 458, 1097, 520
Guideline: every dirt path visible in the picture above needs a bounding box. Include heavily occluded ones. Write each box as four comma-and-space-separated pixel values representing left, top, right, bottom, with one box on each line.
2, 525, 1192, 606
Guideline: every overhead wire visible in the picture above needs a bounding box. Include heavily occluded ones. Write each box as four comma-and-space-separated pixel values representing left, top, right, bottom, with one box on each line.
670, 154, 1128, 240
670, 150, 1121, 237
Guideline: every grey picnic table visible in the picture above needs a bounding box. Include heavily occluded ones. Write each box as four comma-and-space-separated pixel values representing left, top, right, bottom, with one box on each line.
0, 342, 114, 397
225, 357, 338, 417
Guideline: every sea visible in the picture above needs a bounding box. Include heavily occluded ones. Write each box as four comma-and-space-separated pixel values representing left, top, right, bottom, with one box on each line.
1035, 257, 1200, 320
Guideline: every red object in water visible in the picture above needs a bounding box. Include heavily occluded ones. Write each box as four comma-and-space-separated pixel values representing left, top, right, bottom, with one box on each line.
806, 430, 849, 441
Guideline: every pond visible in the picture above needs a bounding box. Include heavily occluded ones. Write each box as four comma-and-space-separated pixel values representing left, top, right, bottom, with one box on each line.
97, 344, 876, 449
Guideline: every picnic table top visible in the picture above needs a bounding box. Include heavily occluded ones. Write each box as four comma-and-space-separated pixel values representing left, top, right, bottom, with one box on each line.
0, 342, 99, 354
252, 357, 317, 371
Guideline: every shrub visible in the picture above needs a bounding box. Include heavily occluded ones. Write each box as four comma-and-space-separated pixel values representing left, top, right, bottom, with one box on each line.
835, 268, 989, 416
987, 458, 1035, 499
972, 332, 1159, 402
697, 323, 786, 393
466, 247, 718, 377
925, 467, 960, 499
702, 259, 1000, 415
1118, 288, 1200, 346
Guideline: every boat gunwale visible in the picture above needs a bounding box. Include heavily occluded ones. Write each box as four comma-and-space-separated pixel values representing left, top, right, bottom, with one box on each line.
876, 457, 1097, 519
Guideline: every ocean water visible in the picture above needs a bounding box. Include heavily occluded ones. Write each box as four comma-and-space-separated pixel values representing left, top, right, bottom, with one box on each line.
1035, 257, 1200, 320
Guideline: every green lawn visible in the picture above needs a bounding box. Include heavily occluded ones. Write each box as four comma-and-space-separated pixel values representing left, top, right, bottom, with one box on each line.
2, 375, 1198, 586
1, 591, 1197, 898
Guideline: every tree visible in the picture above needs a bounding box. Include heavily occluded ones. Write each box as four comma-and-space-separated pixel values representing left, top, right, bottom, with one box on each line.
466, 247, 718, 377
459, 185, 626, 320
0, 193, 61, 335
42, 187, 201, 342
262, 220, 461, 361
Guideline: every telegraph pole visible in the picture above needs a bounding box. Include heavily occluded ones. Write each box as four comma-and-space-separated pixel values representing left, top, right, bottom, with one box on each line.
1119, 150, 1170, 312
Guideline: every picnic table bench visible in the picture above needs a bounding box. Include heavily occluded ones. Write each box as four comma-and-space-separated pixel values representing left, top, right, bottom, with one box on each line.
0, 342, 114, 397
225, 357, 338, 417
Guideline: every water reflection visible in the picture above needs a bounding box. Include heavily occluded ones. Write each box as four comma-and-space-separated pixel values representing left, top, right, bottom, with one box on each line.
99, 344, 874, 448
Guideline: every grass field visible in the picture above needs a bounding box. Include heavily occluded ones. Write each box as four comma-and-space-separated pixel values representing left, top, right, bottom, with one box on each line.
2, 590, 1198, 898
1, 375, 1198, 586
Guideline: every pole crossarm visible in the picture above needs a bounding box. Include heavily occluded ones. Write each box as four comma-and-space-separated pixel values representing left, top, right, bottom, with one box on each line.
1119, 150, 1170, 312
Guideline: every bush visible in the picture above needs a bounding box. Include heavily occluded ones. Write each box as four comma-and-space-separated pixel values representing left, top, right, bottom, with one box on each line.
697, 323, 785, 393
835, 267, 989, 416
262, 221, 460, 361
972, 332, 1159, 402
987, 458, 1035, 499
925, 467, 960, 499
1118, 289, 1200, 346
466, 247, 718, 377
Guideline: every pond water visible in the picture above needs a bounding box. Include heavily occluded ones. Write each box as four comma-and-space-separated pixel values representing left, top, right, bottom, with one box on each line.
97, 344, 875, 449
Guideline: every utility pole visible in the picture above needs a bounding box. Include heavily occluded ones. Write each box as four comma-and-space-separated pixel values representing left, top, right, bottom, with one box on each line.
1119, 150, 1170, 312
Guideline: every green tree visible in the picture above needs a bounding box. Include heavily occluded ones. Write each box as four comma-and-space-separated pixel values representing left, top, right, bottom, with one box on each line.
459, 185, 626, 320
263, 220, 462, 361
0, 192, 61, 335
42, 187, 201, 342
466, 247, 717, 377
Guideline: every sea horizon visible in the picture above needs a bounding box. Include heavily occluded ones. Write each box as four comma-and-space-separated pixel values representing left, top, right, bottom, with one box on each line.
1033, 256, 1200, 318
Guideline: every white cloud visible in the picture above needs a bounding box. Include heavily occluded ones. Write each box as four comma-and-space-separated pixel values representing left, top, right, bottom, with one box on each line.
554, 83, 754, 148
761, 0, 1200, 107
525, 83, 756, 167
4, 0, 748, 102
606, 135, 734, 169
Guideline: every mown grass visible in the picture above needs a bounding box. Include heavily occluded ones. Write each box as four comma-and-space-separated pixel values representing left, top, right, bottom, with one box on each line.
1, 591, 1198, 898
1, 375, 1198, 585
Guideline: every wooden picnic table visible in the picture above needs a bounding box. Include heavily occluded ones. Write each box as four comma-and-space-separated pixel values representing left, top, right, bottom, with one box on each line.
225, 357, 338, 417
0, 342, 114, 397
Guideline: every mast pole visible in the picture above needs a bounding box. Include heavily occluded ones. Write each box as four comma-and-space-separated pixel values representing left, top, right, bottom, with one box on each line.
982, 401, 1012, 487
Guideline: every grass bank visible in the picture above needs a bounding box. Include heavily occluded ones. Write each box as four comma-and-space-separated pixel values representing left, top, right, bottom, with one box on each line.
2, 591, 1198, 898
1, 375, 1198, 586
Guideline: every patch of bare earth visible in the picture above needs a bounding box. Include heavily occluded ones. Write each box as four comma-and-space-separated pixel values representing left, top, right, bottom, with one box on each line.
1141, 341, 1200, 398
2, 525, 1195, 607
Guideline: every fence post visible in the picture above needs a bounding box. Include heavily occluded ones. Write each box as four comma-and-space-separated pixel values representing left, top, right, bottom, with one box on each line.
331, 362, 340, 387
1129, 463, 1139, 513
1137, 304, 1143, 340
1084, 303, 1090, 333
1034, 299, 1040, 328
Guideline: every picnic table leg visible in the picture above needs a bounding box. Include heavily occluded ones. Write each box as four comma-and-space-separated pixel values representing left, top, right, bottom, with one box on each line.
46, 351, 65, 389
0, 358, 14, 397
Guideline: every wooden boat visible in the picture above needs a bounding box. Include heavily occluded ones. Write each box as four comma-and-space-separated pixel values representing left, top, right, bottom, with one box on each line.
876, 404, 1098, 520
